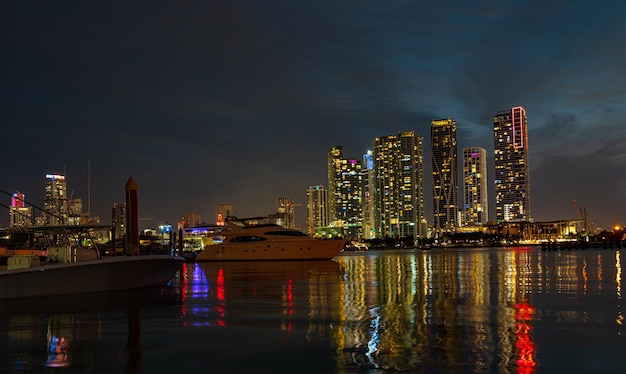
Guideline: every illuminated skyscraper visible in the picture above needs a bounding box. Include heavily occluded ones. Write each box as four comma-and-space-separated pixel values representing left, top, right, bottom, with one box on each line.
372, 131, 425, 239
327, 146, 363, 238
277, 196, 295, 229
493, 106, 531, 222
44, 174, 68, 225
431, 118, 458, 232
306, 185, 329, 236
361, 151, 375, 239
216, 203, 233, 226
9, 191, 32, 227
462, 147, 488, 225
67, 198, 83, 225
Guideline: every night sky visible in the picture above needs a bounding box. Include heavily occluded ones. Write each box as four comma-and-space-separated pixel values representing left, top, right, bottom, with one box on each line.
2, 1, 625, 231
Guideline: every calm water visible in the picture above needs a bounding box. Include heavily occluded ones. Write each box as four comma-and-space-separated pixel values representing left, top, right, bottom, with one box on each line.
1, 247, 624, 373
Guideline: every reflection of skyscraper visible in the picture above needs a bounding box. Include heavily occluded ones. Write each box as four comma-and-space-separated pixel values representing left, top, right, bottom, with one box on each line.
372, 131, 425, 239
462, 147, 488, 225
44, 174, 68, 225
431, 118, 458, 232
306, 185, 329, 236
327, 145, 363, 238
494, 106, 531, 222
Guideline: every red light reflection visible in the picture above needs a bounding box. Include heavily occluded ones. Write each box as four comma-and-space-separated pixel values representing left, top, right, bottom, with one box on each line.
515, 301, 537, 374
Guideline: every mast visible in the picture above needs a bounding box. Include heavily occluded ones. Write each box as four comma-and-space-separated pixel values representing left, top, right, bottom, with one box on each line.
88, 160, 91, 218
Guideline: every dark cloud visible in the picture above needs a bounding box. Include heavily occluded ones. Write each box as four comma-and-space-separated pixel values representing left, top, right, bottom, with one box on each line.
2, 0, 625, 229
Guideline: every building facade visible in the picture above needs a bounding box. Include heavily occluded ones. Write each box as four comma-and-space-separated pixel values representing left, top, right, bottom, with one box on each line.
276, 196, 296, 229
361, 151, 376, 239
9, 191, 32, 227
372, 131, 425, 239
305, 185, 329, 236
327, 146, 363, 238
216, 203, 233, 226
493, 106, 531, 222
44, 174, 68, 225
431, 118, 458, 233
462, 147, 488, 225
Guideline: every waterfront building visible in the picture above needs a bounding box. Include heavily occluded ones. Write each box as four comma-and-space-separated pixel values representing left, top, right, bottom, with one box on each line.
112, 202, 126, 239
372, 131, 425, 239
276, 196, 296, 229
431, 118, 459, 233
216, 203, 232, 226
361, 151, 376, 239
327, 146, 363, 238
44, 174, 68, 225
182, 211, 201, 228
67, 198, 83, 225
306, 185, 330, 236
494, 106, 531, 222
462, 147, 488, 225
9, 191, 32, 227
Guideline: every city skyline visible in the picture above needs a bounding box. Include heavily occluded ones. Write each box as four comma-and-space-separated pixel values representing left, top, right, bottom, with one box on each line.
3, 1, 625, 231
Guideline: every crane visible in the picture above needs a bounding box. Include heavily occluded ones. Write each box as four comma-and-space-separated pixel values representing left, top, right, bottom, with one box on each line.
572, 200, 591, 233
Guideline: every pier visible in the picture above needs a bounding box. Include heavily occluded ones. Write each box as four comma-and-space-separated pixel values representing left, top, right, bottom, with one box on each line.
540, 240, 624, 251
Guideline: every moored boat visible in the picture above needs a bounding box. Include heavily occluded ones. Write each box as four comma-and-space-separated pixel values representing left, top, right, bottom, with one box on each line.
194, 217, 347, 261
0, 225, 184, 300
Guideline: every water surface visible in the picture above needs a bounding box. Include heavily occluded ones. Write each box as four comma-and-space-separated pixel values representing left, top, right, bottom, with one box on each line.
1, 247, 623, 373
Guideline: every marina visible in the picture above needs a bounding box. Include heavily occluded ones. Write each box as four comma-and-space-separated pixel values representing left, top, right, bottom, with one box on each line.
1, 246, 624, 373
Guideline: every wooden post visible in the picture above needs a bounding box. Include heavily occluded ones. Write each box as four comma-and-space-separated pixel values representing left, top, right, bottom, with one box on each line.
125, 177, 139, 256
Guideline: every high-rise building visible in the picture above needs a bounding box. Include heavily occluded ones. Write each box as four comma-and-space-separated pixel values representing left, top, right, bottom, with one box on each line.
67, 198, 83, 225
462, 147, 488, 225
372, 131, 425, 239
112, 202, 126, 239
44, 174, 68, 225
327, 146, 363, 238
361, 151, 375, 239
182, 211, 202, 228
431, 118, 458, 232
216, 203, 233, 226
493, 106, 531, 222
306, 185, 329, 236
277, 197, 296, 229
9, 191, 32, 227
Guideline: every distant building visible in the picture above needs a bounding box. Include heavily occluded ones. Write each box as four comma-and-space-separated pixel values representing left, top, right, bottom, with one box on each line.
44, 174, 68, 225
216, 203, 232, 226
9, 191, 32, 227
306, 185, 329, 236
327, 145, 363, 238
431, 118, 458, 233
67, 198, 83, 225
462, 147, 488, 225
372, 131, 425, 239
182, 211, 202, 228
361, 151, 375, 239
112, 202, 126, 239
276, 197, 296, 229
494, 106, 531, 222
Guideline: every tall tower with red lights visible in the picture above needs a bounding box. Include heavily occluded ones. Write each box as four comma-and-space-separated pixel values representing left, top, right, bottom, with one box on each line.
493, 106, 531, 222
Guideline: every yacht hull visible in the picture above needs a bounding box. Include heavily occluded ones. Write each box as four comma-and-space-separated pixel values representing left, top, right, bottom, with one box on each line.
0, 255, 184, 300
195, 239, 345, 261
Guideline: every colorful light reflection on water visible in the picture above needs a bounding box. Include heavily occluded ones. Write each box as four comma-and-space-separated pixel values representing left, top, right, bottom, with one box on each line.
1, 248, 624, 373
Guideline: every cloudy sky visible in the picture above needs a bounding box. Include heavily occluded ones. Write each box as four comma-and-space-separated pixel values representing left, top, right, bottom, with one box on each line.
2, 1, 625, 231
